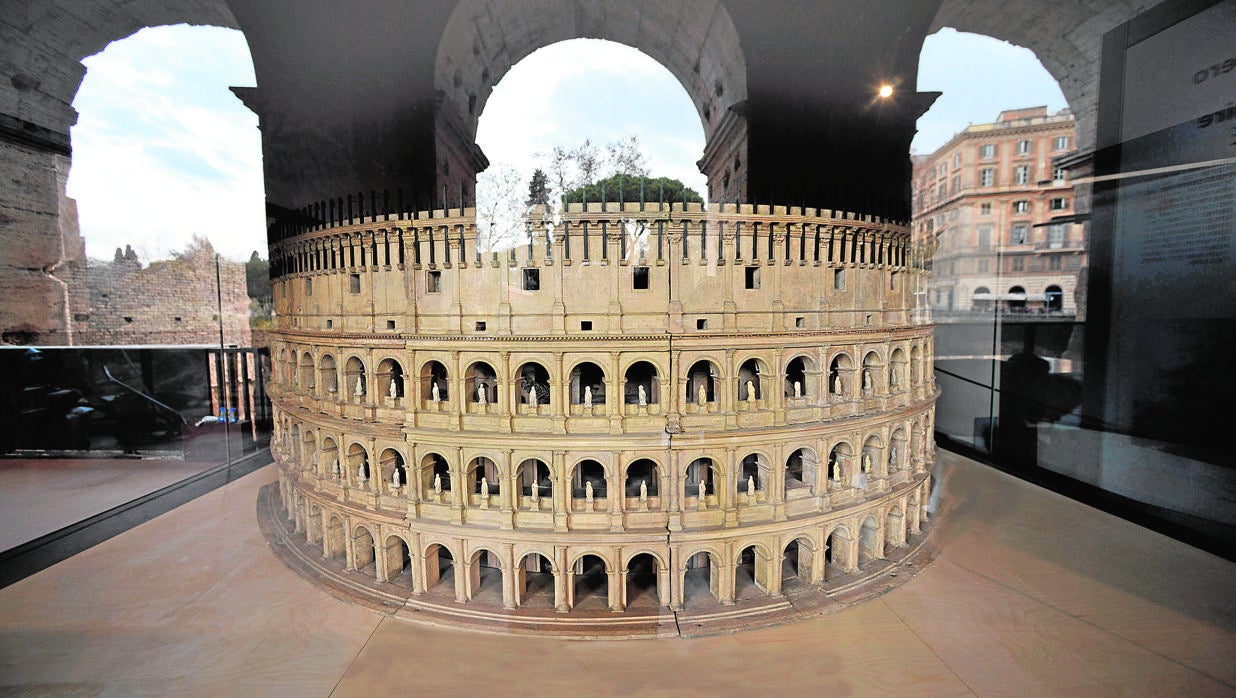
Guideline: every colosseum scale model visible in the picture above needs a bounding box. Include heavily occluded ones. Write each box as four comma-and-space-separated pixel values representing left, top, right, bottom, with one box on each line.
262, 199, 938, 637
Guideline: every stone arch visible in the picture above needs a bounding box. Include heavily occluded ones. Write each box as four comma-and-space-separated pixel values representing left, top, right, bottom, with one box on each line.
422, 541, 457, 593
419, 359, 450, 405
571, 459, 608, 503
317, 353, 338, 395
861, 350, 883, 395
299, 427, 316, 472
885, 505, 906, 551
515, 549, 557, 608
828, 352, 854, 397
323, 512, 346, 559
736, 356, 769, 402
298, 351, 315, 389
858, 515, 882, 567
861, 433, 885, 476
516, 458, 551, 507
277, 347, 289, 385
570, 552, 612, 610
738, 452, 770, 497
568, 360, 606, 406
784, 354, 815, 399
889, 428, 909, 472
464, 360, 497, 405
828, 441, 854, 487
320, 436, 339, 478
351, 523, 377, 575
344, 355, 366, 401
624, 458, 660, 498
972, 286, 993, 312
682, 547, 721, 606
379, 447, 406, 489
685, 359, 720, 405
824, 525, 852, 580
1046, 284, 1064, 312
785, 446, 819, 494
909, 345, 923, 386
514, 361, 551, 406
376, 357, 404, 403
434, 0, 748, 197
1007, 284, 1027, 311
624, 551, 664, 609
467, 455, 500, 501
420, 452, 451, 496
465, 546, 505, 601
782, 535, 816, 584
734, 542, 773, 598
306, 503, 323, 544
382, 534, 414, 590
889, 347, 907, 391
346, 442, 370, 486
685, 457, 717, 499
623, 360, 660, 406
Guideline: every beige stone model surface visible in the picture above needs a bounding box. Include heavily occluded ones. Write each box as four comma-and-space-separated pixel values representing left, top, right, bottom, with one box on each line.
264, 200, 938, 635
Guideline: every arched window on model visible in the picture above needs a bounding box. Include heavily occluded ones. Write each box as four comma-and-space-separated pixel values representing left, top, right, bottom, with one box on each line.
888, 348, 907, 392
739, 453, 765, 498
344, 356, 366, 402
785, 447, 818, 494
784, 356, 812, 400
421, 452, 451, 496
420, 360, 449, 406
572, 459, 607, 502
569, 362, 606, 409
736, 358, 765, 403
624, 458, 659, 498
465, 361, 498, 408
515, 362, 551, 410
828, 442, 853, 487
469, 456, 499, 503
377, 358, 404, 404
686, 457, 715, 500
380, 448, 406, 491
829, 353, 853, 398
623, 361, 659, 409
299, 352, 315, 390
686, 360, 718, 407
517, 458, 551, 507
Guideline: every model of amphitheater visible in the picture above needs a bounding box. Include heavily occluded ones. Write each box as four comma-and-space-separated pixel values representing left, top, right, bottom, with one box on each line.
263, 200, 937, 636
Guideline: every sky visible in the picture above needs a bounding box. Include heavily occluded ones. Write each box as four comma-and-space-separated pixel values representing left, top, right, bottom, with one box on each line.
66, 25, 1065, 263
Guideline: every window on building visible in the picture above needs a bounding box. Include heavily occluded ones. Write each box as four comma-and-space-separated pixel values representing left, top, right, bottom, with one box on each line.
427, 270, 441, 293
953, 153, 961, 168
980, 202, 992, 215
475, 321, 487, 331
1053, 135, 1069, 150
632, 266, 649, 289
980, 168, 994, 187
980, 143, 995, 159
305, 277, 313, 295
1014, 165, 1031, 184
745, 266, 760, 289
695, 318, 707, 330
977, 227, 992, 251
349, 273, 361, 293
580, 320, 593, 331
1047, 224, 1066, 249
1013, 200, 1030, 214
938, 163, 947, 178
833, 269, 845, 290
1011, 256, 1024, 271
1016, 139, 1032, 154
1011, 224, 1029, 245
1053, 167, 1067, 183
978, 258, 989, 273
952, 174, 960, 193
1049, 255, 1063, 270
1050, 197, 1069, 210
386, 320, 396, 330
937, 183, 946, 200
523, 268, 540, 291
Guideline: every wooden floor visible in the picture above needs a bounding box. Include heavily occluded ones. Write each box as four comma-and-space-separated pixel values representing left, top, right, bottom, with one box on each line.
0, 451, 1232, 696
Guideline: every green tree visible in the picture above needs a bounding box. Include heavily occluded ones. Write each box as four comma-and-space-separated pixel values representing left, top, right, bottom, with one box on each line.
563, 174, 703, 205
526, 168, 550, 207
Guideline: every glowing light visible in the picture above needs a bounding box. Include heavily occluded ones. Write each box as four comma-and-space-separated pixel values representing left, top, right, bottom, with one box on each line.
877, 84, 894, 99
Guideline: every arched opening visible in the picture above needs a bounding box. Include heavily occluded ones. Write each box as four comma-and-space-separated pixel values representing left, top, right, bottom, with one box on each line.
625, 553, 660, 609
572, 554, 609, 610
344, 356, 366, 401
1007, 285, 1027, 312
683, 549, 718, 607
568, 362, 606, 407
306, 505, 323, 545
785, 447, 818, 494
623, 361, 659, 406
910, 346, 923, 387
624, 458, 659, 498
824, 526, 850, 581
686, 360, 718, 406
420, 360, 450, 405
858, 516, 882, 568
1045, 284, 1063, 312
736, 358, 765, 403
318, 434, 338, 479
377, 358, 404, 403
468, 456, 499, 504
889, 429, 908, 472
862, 434, 885, 478
298, 352, 315, 390
685, 458, 715, 501
324, 514, 345, 560
347, 443, 370, 488
571, 459, 607, 504
782, 537, 814, 586
383, 535, 413, 590
423, 543, 455, 593
421, 453, 451, 496
828, 442, 853, 487
829, 354, 852, 397
465, 361, 497, 406
300, 429, 316, 472
734, 545, 764, 599
515, 362, 550, 407
318, 354, 337, 395
517, 458, 551, 507
352, 526, 376, 577
885, 507, 905, 553
861, 351, 882, 395
739, 453, 766, 498
784, 356, 812, 399
971, 286, 993, 312
889, 348, 908, 392
467, 548, 503, 603
380, 448, 406, 491
516, 552, 555, 608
